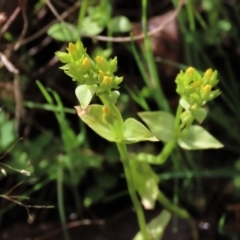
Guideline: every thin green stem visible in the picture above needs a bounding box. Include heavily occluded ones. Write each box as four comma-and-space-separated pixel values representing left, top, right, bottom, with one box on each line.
99, 95, 148, 239
117, 143, 149, 240
172, 153, 180, 233
77, 0, 88, 32
157, 190, 198, 240
141, 0, 170, 112
155, 103, 183, 164
157, 190, 190, 219
175, 104, 183, 130
57, 167, 70, 240
156, 141, 176, 164
186, 0, 195, 31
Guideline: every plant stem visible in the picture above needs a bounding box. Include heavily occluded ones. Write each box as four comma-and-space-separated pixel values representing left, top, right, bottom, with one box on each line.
141, 0, 170, 112
99, 95, 149, 239
155, 104, 183, 164
175, 104, 183, 130
157, 191, 198, 240
158, 190, 190, 219
77, 0, 88, 32
57, 167, 70, 240
116, 143, 149, 240
157, 140, 177, 164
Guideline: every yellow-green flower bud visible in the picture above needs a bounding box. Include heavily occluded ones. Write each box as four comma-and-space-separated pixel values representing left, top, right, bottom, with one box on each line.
75, 40, 86, 54
95, 56, 108, 72
209, 70, 219, 86
175, 67, 220, 107
109, 57, 117, 72
113, 76, 123, 86
202, 68, 213, 84
82, 57, 90, 71
204, 69, 213, 79
55, 52, 71, 63
190, 80, 201, 89
99, 70, 105, 80
186, 67, 195, 75
200, 84, 211, 101
68, 42, 80, 61
103, 76, 112, 84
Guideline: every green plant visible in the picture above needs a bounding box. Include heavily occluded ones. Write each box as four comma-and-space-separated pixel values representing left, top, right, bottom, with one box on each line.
56, 40, 223, 239
47, 0, 131, 42
0, 109, 55, 220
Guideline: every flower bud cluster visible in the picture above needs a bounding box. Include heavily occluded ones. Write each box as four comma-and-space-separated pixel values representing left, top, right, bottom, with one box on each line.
175, 67, 221, 108
56, 40, 123, 93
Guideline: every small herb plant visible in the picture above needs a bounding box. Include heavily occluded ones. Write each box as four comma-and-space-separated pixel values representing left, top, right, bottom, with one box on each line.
56, 40, 223, 240
47, 0, 131, 42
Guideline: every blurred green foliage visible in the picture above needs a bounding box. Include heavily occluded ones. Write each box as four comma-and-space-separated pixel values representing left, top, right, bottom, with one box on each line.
0, 0, 240, 239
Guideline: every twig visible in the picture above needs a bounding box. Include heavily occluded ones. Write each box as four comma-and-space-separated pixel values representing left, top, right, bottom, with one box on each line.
14, 0, 29, 50
92, 0, 184, 42
45, 0, 184, 43
0, 5, 21, 39
0, 52, 19, 74
45, 0, 65, 23
0, 137, 23, 161
8, 1, 81, 47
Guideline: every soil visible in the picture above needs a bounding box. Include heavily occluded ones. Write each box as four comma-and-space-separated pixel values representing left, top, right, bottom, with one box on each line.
1, 206, 211, 240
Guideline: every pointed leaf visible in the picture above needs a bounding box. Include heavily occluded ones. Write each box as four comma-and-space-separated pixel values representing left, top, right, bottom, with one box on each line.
179, 97, 190, 110
130, 162, 159, 209
138, 111, 175, 142
75, 105, 115, 142
108, 16, 132, 33
47, 22, 79, 42
133, 210, 171, 240
180, 98, 208, 123
191, 107, 207, 123
104, 90, 120, 105
178, 125, 224, 150
123, 118, 158, 144
81, 17, 104, 36
75, 85, 97, 109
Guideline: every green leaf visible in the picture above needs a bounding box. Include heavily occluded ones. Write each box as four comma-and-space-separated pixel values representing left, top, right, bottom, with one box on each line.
218, 20, 231, 32
179, 97, 190, 110
123, 118, 159, 144
0, 111, 15, 149
104, 90, 120, 105
180, 98, 208, 123
75, 85, 97, 108
130, 162, 159, 209
138, 111, 175, 142
81, 16, 104, 36
178, 125, 224, 150
133, 210, 171, 240
191, 107, 207, 123
47, 22, 79, 42
75, 105, 115, 142
108, 16, 132, 33
75, 107, 158, 144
